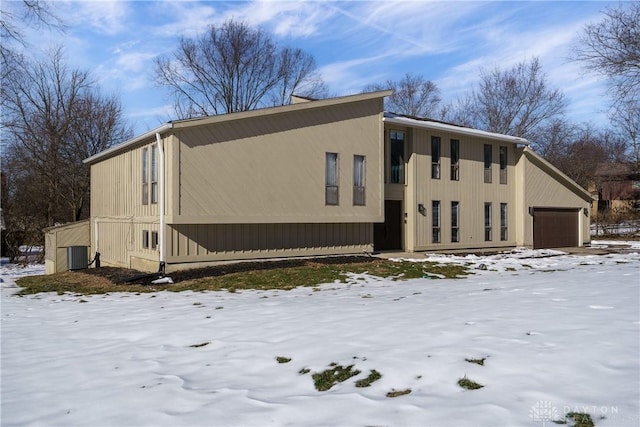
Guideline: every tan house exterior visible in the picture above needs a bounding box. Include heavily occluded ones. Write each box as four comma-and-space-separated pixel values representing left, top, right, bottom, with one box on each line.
69, 91, 591, 273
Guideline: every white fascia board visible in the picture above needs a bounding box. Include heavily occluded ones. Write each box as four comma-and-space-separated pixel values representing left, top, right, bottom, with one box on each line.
83, 123, 173, 164
383, 113, 529, 145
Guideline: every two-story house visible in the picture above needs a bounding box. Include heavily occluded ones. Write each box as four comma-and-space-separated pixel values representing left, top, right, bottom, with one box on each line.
45, 91, 592, 273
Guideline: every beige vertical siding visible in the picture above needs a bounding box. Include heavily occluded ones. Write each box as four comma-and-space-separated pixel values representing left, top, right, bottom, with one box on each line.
44, 220, 91, 274
172, 98, 383, 224
166, 222, 372, 264
402, 126, 517, 251
518, 149, 592, 246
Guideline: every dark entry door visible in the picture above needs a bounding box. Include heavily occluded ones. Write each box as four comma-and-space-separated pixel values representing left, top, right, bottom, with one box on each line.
533, 208, 579, 249
374, 200, 402, 251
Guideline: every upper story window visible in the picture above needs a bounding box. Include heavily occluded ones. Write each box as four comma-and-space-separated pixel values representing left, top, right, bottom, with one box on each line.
431, 136, 441, 179
151, 145, 158, 204
484, 144, 492, 184
142, 147, 149, 205
450, 139, 460, 181
390, 130, 405, 184
325, 152, 339, 205
499, 146, 507, 184
353, 155, 366, 206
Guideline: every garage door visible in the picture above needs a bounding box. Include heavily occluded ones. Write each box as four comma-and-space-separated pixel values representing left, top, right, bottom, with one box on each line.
533, 208, 579, 249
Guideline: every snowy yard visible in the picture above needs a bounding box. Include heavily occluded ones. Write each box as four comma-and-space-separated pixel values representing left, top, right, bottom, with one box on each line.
1, 244, 639, 427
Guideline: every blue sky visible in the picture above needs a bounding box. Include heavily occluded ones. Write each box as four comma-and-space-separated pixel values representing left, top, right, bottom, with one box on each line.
17, 0, 623, 136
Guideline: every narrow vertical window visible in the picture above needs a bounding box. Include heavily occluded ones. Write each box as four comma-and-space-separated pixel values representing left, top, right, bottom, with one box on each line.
500, 203, 508, 241
431, 136, 441, 179
151, 145, 158, 204
450, 139, 460, 181
484, 202, 492, 241
142, 230, 149, 249
325, 152, 339, 205
484, 144, 492, 183
353, 155, 366, 206
499, 146, 508, 184
151, 231, 158, 250
390, 130, 405, 184
142, 147, 149, 205
451, 201, 459, 243
432, 200, 441, 243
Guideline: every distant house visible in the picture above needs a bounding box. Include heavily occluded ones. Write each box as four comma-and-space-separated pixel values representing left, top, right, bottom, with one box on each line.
46, 91, 592, 273
591, 163, 640, 217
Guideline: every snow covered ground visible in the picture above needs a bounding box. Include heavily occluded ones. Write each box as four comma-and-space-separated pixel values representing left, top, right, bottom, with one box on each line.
1, 245, 639, 427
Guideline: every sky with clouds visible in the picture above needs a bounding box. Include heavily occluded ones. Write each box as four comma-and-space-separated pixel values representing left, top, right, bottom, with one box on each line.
13, 0, 624, 136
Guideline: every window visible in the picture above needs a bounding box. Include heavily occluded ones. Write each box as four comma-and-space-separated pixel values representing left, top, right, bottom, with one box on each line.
432, 200, 441, 243
431, 136, 441, 179
325, 152, 339, 205
500, 203, 508, 241
390, 130, 405, 184
450, 139, 460, 181
151, 231, 158, 250
142, 230, 149, 249
484, 144, 492, 183
353, 155, 366, 206
484, 202, 492, 241
151, 145, 158, 204
142, 147, 149, 205
451, 201, 459, 243
499, 146, 507, 184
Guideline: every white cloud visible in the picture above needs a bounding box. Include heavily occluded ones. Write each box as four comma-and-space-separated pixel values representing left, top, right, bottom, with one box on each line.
58, 0, 132, 36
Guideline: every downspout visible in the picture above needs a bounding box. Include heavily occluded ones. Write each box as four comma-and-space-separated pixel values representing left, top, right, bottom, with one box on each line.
155, 132, 166, 274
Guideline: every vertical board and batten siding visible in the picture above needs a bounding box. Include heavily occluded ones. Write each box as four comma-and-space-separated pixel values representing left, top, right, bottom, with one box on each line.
90, 138, 165, 268
172, 98, 383, 224
406, 127, 517, 251
44, 220, 90, 274
518, 149, 591, 246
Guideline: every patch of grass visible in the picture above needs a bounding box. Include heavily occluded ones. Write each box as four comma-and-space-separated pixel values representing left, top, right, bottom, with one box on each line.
312, 364, 361, 391
355, 370, 382, 387
465, 357, 486, 366
386, 388, 411, 398
458, 376, 484, 390
276, 356, 291, 364
565, 412, 595, 427
189, 342, 209, 348
15, 258, 470, 295
298, 368, 310, 375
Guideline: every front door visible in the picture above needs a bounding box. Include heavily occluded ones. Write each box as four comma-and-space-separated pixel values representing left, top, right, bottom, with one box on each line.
374, 200, 402, 251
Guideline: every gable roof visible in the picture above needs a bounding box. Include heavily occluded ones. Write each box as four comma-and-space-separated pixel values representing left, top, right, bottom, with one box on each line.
383, 112, 530, 145
84, 90, 392, 165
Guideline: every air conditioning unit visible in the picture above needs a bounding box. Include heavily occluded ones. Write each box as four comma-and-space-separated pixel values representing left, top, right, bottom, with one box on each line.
67, 246, 88, 271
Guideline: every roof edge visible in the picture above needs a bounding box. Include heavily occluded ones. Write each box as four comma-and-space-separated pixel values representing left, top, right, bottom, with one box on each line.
84, 122, 173, 165
383, 113, 530, 145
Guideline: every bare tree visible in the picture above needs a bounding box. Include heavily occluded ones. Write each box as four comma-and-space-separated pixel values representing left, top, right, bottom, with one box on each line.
364, 73, 441, 117
573, 3, 640, 103
2, 48, 131, 259
155, 19, 327, 118
453, 57, 566, 139
609, 98, 640, 169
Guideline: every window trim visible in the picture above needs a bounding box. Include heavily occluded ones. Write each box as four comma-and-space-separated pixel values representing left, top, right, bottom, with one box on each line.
484, 202, 492, 241
431, 136, 441, 179
500, 203, 508, 241
142, 230, 150, 249
451, 201, 459, 243
432, 200, 441, 243
450, 139, 460, 181
499, 146, 507, 184
389, 130, 405, 184
142, 147, 149, 205
325, 152, 339, 206
151, 145, 158, 204
353, 154, 366, 206
484, 144, 492, 184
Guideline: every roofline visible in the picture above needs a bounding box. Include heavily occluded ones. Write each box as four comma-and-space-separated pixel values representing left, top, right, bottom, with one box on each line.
83, 90, 392, 164
383, 113, 530, 145
523, 146, 593, 202
83, 122, 173, 165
